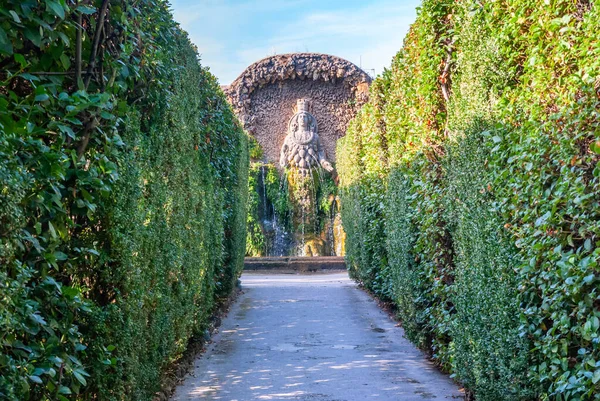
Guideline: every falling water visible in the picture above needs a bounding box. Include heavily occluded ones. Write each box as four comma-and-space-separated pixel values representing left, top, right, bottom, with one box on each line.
271, 202, 292, 257
308, 167, 319, 235
327, 203, 335, 256
258, 165, 271, 255
254, 160, 341, 257
300, 206, 306, 256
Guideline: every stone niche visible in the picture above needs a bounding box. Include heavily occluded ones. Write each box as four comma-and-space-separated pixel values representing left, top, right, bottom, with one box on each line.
226, 53, 371, 257
224, 53, 371, 166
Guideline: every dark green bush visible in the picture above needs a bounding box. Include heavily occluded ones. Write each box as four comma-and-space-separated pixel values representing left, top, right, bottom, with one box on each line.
338, 0, 600, 399
0, 1, 248, 400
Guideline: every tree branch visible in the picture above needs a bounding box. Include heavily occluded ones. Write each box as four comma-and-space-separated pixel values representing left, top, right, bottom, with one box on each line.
84, 0, 110, 90
75, 8, 82, 86
440, 41, 454, 103
76, 117, 99, 158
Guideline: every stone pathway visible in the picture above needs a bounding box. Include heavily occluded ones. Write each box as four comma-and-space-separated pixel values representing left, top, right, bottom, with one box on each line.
173, 272, 463, 401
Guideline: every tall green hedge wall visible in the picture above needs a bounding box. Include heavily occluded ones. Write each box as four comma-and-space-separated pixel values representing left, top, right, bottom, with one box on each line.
338, 0, 600, 400
0, 1, 248, 400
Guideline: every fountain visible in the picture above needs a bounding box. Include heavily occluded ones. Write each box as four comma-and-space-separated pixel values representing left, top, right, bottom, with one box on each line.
225, 54, 371, 259
245, 99, 346, 257
279, 99, 336, 256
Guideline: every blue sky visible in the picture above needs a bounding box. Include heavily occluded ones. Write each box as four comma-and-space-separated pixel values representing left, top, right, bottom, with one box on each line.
169, 0, 421, 84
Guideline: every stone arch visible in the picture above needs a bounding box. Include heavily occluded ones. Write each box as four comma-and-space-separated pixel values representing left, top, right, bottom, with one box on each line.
224, 53, 371, 165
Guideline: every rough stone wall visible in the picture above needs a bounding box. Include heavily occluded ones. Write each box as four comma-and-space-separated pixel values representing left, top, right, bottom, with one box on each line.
224, 53, 371, 165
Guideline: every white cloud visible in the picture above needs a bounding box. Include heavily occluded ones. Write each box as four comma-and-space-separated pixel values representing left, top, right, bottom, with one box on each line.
170, 0, 419, 84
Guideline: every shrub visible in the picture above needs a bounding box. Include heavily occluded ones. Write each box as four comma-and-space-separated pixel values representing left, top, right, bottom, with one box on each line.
337, 0, 600, 399
0, 1, 248, 399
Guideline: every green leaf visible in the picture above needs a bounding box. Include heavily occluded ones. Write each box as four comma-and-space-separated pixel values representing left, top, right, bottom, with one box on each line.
100, 111, 115, 120
35, 93, 49, 102
20, 73, 40, 81
58, 32, 70, 46
29, 313, 47, 326
48, 221, 57, 239
58, 386, 72, 395
49, 356, 63, 365
24, 27, 42, 48
60, 53, 71, 70
57, 124, 76, 139
46, 0, 65, 19
73, 370, 87, 386
61, 286, 79, 298
9, 10, 22, 23
28, 376, 43, 384
14, 53, 26, 68
593, 369, 600, 385
0, 26, 13, 55
77, 5, 97, 14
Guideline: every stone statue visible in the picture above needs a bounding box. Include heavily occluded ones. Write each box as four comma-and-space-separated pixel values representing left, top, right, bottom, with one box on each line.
279, 99, 333, 176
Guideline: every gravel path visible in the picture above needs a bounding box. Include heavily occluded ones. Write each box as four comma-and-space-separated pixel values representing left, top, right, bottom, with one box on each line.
172, 272, 463, 401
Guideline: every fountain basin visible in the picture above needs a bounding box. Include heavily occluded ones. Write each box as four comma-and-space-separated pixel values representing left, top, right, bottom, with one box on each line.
244, 256, 346, 273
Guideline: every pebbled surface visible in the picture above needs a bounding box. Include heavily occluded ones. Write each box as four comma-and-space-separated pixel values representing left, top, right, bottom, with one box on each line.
172, 272, 463, 401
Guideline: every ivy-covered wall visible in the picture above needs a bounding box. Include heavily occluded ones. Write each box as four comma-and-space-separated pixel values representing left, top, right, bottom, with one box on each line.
0, 1, 248, 400
337, 0, 600, 400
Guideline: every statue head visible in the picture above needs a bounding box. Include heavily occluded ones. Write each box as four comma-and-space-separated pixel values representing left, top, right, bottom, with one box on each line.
298, 112, 310, 131
288, 99, 317, 145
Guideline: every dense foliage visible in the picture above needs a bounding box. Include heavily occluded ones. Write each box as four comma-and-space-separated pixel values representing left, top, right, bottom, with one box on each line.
337, 0, 600, 399
0, 1, 248, 400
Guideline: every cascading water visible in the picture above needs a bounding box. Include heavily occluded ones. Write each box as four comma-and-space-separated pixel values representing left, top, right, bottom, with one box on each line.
255, 163, 291, 256
270, 213, 290, 257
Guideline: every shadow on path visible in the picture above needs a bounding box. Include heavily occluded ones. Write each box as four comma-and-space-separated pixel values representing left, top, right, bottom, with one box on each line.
172, 272, 463, 401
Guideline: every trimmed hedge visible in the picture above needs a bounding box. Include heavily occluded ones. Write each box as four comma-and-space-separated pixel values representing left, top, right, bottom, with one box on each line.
0, 1, 248, 400
338, 0, 600, 400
